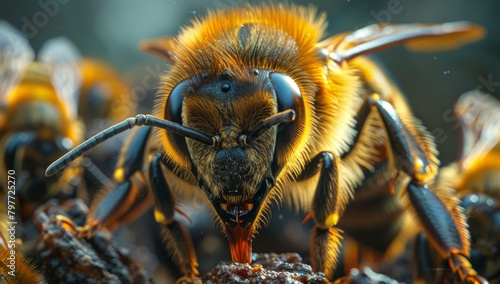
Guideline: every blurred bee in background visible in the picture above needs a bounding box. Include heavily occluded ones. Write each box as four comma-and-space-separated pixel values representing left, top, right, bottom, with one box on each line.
46, 4, 487, 282
0, 22, 84, 283
415, 91, 500, 283
447, 91, 500, 201
0, 22, 85, 222
77, 58, 136, 197
78, 59, 135, 132
0, 20, 134, 216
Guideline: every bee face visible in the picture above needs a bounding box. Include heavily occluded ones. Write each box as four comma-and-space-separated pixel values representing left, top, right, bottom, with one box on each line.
183, 77, 277, 199
162, 68, 305, 226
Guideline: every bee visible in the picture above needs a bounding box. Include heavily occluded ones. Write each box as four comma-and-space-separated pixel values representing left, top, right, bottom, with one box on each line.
414, 91, 500, 283
445, 91, 500, 201
77, 58, 136, 196
0, 22, 84, 221
46, 4, 487, 282
78, 58, 135, 135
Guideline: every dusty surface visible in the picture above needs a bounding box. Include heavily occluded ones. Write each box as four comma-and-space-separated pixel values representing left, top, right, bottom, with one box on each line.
33, 199, 155, 284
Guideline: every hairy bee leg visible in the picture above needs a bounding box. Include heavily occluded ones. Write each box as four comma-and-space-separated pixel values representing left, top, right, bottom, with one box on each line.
3, 132, 37, 172
301, 152, 345, 280
149, 153, 199, 277
406, 184, 488, 283
113, 126, 152, 182
369, 95, 486, 283
449, 254, 489, 284
85, 127, 155, 236
85, 180, 152, 235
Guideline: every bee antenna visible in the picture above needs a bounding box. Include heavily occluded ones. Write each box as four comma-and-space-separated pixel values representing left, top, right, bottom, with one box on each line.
46, 114, 213, 177
241, 109, 296, 145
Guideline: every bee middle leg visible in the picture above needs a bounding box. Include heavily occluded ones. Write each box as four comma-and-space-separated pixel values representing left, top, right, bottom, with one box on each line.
299, 152, 347, 280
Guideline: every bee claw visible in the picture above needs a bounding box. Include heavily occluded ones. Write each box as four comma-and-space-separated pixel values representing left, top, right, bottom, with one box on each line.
54, 215, 100, 239
77, 224, 92, 239
55, 215, 80, 234
449, 254, 489, 284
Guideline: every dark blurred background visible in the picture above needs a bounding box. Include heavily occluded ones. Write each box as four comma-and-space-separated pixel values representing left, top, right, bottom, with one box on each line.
2, 0, 499, 163
1, 0, 499, 281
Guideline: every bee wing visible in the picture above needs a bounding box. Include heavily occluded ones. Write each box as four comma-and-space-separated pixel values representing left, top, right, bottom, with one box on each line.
38, 37, 82, 119
0, 21, 34, 103
140, 37, 177, 63
319, 22, 484, 63
455, 90, 500, 169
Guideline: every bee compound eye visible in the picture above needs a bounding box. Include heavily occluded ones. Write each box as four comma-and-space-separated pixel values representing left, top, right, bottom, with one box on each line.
268, 72, 305, 160
165, 79, 190, 124
269, 72, 302, 114
163, 78, 193, 160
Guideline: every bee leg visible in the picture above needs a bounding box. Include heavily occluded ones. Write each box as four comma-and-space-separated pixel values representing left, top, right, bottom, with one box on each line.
84, 179, 152, 236
113, 126, 153, 182
369, 95, 487, 283
300, 152, 345, 280
3, 131, 37, 172
149, 153, 199, 277
405, 184, 487, 283
85, 126, 154, 236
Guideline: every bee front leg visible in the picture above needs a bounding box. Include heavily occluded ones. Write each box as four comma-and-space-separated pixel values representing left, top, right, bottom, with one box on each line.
85, 126, 154, 236
300, 152, 347, 280
149, 153, 199, 278
85, 179, 152, 235
369, 95, 487, 283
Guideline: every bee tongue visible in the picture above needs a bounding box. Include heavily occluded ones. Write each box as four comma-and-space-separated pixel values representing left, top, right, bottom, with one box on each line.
228, 224, 253, 263
203, 175, 275, 264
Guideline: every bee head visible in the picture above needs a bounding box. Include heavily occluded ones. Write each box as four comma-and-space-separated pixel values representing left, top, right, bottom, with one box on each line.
160, 67, 302, 260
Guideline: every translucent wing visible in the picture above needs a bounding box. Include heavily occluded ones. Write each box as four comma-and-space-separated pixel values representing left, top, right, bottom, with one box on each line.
140, 36, 177, 63
39, 37, 82, 119
318, 21, 484, 63
0, 21, 35, 103
455, 90, 500, 170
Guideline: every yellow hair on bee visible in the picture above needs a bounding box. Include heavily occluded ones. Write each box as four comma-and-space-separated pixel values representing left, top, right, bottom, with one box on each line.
430, 175, 471, 257
0, 208, 42, 283
78, 59, 134, 123
0, 247, 42, 284
401, 116, 440, 166
310, 226, 343, 280
154, 4, 328, 177
4, 62, 82, 144
453, 152, 500, 200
